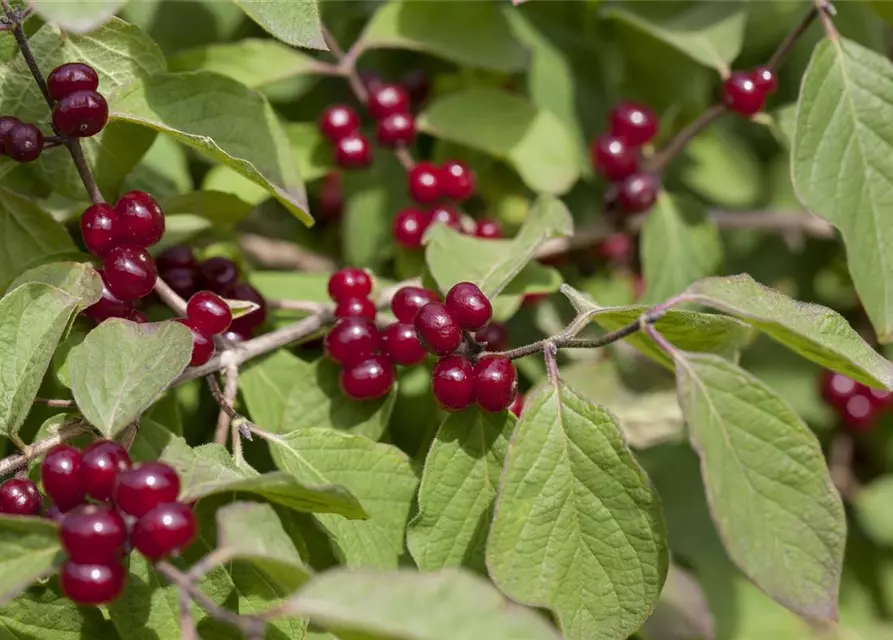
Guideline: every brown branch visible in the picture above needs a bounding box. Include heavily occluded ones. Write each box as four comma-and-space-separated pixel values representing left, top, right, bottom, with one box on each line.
34, 398, 75, 408
0, 421, 86, 477
485, 321, 645, 361
154, 278, 188, 316
646, 104, 726, 174
179, 590, 197, 640
768, 4, 820, 70
210, 366, 240, 446
239, 233, 336, 272
268, 299, 327, 313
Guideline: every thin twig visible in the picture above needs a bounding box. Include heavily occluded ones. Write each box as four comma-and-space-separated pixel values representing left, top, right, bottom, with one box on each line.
814, 0, 839, 41
268, 299, 327, 313
646, 104, 726, 174
154, 278, 188, 316
179, 590, 197, 640
486, 320, 644, 361
239, 233, 336, 272
212, 365, 239, 446
0, 421, 86, 477
768, 4, 820, 70
34, 397, 75, 408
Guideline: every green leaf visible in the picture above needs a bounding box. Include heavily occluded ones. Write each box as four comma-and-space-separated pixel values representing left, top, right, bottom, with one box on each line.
418, 89, 581, 195
67, 319, 193, 438
487, 382, 668, 640
792, 38, 893, 342
407, 408, 513, 572
29, 0, 127, 32
8, 262, 102, 302
267, 428, 419, 568
160, 190, 254, 229
232, 0, 325, 50
0, 516, 62, 605
854, 476, 893, 547
360, 0, 526, 72
685, 274, 893, 389
671, 351, 845, 621
603, 2, 747, 74
285, 122, 333, 183
0, 587, 117, 639
110, 71, 310, 224
641, 193, 722, 303
276, 567, 562, 640
249, 271, 330, 305
678, 125, 762, 208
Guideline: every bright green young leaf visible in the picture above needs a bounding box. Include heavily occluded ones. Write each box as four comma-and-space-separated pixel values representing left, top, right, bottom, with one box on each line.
110, 71, 311, 224
124, 134, 192, 198
672, 351, 845, 621
0, 587, 117, 639
276, 567, 562, 640
854, 476, 893, 547
267, 428, 419, 568
418, 89, 581, 195
284, 122, 333, 183
232, 0, 326, 50
678, 126, 763, 207
685, 274, 893, 389
29, 0, 127, 32
360, 1, 526, 72
792, 38, 893, 343
0, 516, 62, 605
408, 408, 514, 572
488, 382, 668, 640
249, 271, 331, 305
641, 193, 722, 303
160, 190, 254, 229
68, 319, 193, 438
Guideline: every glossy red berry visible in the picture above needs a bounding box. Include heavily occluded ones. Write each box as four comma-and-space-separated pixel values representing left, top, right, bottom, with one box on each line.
474, 322, 508, 351
59, 504, 127, 563
319, 172, 343, 221
842, 393, 877, 432
867, 387, 892, 408
474, 356, 518, 412
335, 296, 377, 320
335, 133, 372, 168
445, 282, 492, 331
414, 301, 462, 355
367, 83, 409, 119
0, 115, 21, 155
475, 219, 502, 239
113, 462, 180, 518
598, 233, 633, 262
0, 478, 41, 515
48, 63, 99, 101
157, 246, 196, 272
221, 329, 249, 343
41, 445, 85, 512
115, 191, 165, 247
391, 286, 439, 323
432, 355, 475, 411
5, 123, 43, 163
723, 71, 766, 116
81, 440, 131, 502
381, 322, 426, 366
52, 90, 108, 137
508, 393, 524, 418
609, 102, 658, 146
377, 112, 415, 146
103, 245, 157, 302
223, 282, 267, 334
752, 66, 778, 95
427, 204, 461, 231
80, 203, 120, 257
319, 105, 359, 142
408, 162, 442, 204
198, 257, 239, 293
393, 208, 429, 249
820, 371, 859, 410
440, 161, 475, 201
617, 173, 659, 214
161, 267, 199, 301
60, 560, 126, 604
131, 502, 197, 560
83, 271, 132, 323
324, 317, 381, 366
186, 291, 232, 335
340, 355, 395, 400
174, 318, 215, 366
328, 267, 372, 301
591, 134, 638, 181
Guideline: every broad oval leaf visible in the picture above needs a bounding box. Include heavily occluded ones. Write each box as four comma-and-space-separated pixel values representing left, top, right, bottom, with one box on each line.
232, 0, 326, 50
30, 0, 127, 32
854, 476, 893, 547
0, 587, 116, 638
487, 382, 668, 640
671, 351, 845, 621
68, 319, 193, 437
8, 262, 102, 302
0, 516, 62, 605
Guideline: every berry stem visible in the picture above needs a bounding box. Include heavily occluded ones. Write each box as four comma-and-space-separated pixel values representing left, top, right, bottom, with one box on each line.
767, 3, 820, 70
154, 275, 188, 316
210, 365, 240, 446
814, 0, 839, 42
0, 419, 86, 478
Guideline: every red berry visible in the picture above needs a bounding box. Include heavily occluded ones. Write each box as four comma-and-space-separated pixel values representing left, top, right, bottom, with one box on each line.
319, 173, 343, 221
401, 69, 430, 105
820, 371, 859, 410
445, 282, 492, 331
83, 271, 133, 323
432, 355, 475, 411
328, 267, 372, 301
617, 173, 659, 214
174, 318, 215, 366
186, 291, 232, 335
5, 123, 43, 163
367, 83, 409, 119
381, 322, 426, 366
340, 355, 395, 400
0, 478, 41, 516
157, 246, 196, 272
335, 296, 377, 320
609, 102, 658, 146
508, 393, 524, 418
475, 219, 502, 239
324, 317, 381, 365
427, 204, 461, 231
440, 161, 475, 201
198, 257, 239, 293
723, 71, 766, 116
115, 191, 165, 247
52, 90, 108, 137
81, 440, 131, 502
591, 134, 638, 181
60, 560, 126, 604
598, 233, 633, 262
414, 301, 462, 355
161, 267, 198, 301
103, 245, 157, 301
408, 162, 441, 204
842, 393, 877, 432
59, 504, 127, 563
221, 329, 249, 343
0, 115, 21, 155
522, 293, 548, 307
41, 445, 85, 512
335, 133, 372, 168
377, 112, 415, 146
391, 286, 439, 323
223, 282, 267, 334
753, 66, 778, 95
113, 462, 180, 518
474, 322, 508, 351
867, 387, 892, 408
474, 356, 518, 412
393, 208, 429, 249
319, 105, 359, 142
48, 63, 99, 101
131, 502, 197, 560
80, 203, 120, 257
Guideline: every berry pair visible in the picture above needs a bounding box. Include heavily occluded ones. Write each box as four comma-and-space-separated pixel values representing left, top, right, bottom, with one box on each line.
329, 266, 377, 321
407, 160, 475, 204
175, 290, 235, 366
48, 62, 109, 139
0, 115, 45, 163
723, 66, 778, 116
820, 371, 892, 432
433, 354, 518, 413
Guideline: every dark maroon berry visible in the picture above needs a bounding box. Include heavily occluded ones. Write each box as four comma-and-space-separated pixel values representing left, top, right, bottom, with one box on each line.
428, 204, 461, 231
391, 286, 439, 323
401, 69, 430, 105
328, 267, 372, 301
475, 219, 502, 239
609, 102, 658, 146
319, 105, 359, 142
842, 393, 877, 432
131, 502, 197, 560
5, 123, 43, 163
0, 478, 41, 516
186, 291, 232, 335
115, 191, 165, 247
335, 133, 372, 168
445, 282, 492, 331
48, 63, 99, 101
367, 83, 409, 120
340, 355, 396, 400
60, 560, 126, 604
408, 162, 441, 204
617, 173, 659, 214
393, 208, 428, 249
161, 267, 198, 301
474, 322, 508, 351
113, 462, 180, 518
60, 504, 127, 563
0, 115, 21, 155
156, 245, 196, 272
753, 66, 777, 94
319, 173, 343, 221
440, 161, 475, 201
723, 71, 766, 116
81, 440, 131, 502
103, 245, 157, 301
377, 112, 415, 147
198, 257, 239, 293
223, 282, 267, 334
432, 355, 475, 411
174, 318, 215, 366
474, 356, 518, 412
53, 90, 108, 137
508, 393, 524, 418
335, 296, 377, 320
414, 301, 462, 355
83, 271, 132, 323
591, 134, 638, 181
41, 445, 85, 512
324, 317, 381, 365
80, 203, 119, 257
381, 322, 426, 366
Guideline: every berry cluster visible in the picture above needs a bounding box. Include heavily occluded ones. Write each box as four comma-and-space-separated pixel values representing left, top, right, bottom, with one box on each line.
723, 66, 778, 116
820, 371, 892, 432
